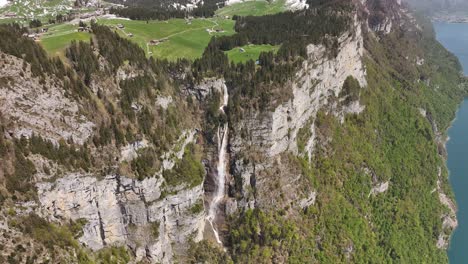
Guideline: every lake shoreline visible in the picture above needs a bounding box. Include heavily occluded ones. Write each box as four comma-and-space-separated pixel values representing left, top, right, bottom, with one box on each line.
434, 21, 468, 263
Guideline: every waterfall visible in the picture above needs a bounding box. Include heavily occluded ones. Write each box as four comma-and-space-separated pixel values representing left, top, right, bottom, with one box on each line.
206, 83, 229, 245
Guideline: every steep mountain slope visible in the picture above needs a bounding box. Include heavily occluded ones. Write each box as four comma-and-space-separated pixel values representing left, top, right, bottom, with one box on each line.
0, 0, 466, 263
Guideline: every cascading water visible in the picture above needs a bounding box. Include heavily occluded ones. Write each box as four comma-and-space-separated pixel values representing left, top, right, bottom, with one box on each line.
206, 83, 229, 245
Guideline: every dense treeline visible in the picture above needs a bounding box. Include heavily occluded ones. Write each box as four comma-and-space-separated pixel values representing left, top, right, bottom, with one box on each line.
108, 0, 221, 20
91, 22, 146, 71
192, 1, 352, 118
110, 3, 218, 21
0, 24, 57, 77
66, 40, 99, 85
19, 135, 93, 171
109, 7, 187, 21
196, 0, 351, 66
228, 209, 300, 263
119, 75, 157, 120
231, 7, 349, 53
0, 24, 93, 101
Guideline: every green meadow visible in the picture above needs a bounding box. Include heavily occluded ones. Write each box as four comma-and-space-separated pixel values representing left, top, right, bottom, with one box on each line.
98, 18, 235, 61
216, 0, 286, 17
39, 23, 91, 58
225, 44, 280, 64
30, 0, 289, 61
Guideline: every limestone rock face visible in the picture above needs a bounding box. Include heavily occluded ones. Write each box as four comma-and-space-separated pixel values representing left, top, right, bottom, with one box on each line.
369, 182, 390, 197
435, 167, 458, 249
269, 16, 367, 158
0, 53, 94, 145
230, 16, 367, 211
37, 173, 205, 263
186, 78, 225, 100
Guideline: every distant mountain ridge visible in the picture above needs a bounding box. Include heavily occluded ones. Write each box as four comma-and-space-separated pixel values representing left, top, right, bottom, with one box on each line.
405, 0, 468, 15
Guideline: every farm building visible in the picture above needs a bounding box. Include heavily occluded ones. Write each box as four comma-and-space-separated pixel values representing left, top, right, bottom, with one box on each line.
4, 12, 17, 18
149, 38, 168, 46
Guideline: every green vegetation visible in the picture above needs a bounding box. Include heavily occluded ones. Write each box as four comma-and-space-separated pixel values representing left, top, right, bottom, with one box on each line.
28, 134, 93, 171
41, 32, 91, 58
228, 209, 299, 263
22, 0, 291, 60
339, 76, 361, 105
6, 146, 36, 198
225, 44, 279, 64
5, 0, 303, 62
189, 199, 204, 214
150, 221, 160, 238
216, 0, 286, 17
39, 23, 92, 58
163, 144, 205, 187
225, 28, 465, 260
12, 213, 81, 250
38, 17, 236, 61
98, 17, 235, 60
188, 240, 233, 263
9, 213, 131, 263
29, 19, 42, 28
95, 246, 131, 264
66, 40, 99, 85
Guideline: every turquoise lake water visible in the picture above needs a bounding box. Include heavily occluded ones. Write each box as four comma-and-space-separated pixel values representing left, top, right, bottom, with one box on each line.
434, 22, 468, 263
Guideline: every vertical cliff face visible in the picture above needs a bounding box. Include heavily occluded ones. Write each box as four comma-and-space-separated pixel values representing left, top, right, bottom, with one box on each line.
0, 31, 209, 261
229, 14, 367, 212
34, 129, 205, 263
37, 173, 205, 263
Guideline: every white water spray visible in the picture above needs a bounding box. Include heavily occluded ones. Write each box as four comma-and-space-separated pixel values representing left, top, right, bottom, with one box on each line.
207, 83, 229, 245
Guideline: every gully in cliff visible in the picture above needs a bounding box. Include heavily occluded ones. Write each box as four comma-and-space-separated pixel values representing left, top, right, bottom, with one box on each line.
206, 83, 229, 245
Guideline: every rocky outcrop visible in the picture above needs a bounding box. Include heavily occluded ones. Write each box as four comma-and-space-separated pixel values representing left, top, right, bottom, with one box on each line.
120, 139, 150, 162
0, 53, 94, 145
156, 95, 173, 109
37, 173, 205, 263
368, 181, 390, 197
35, 128, 203, 263
435, 167, 458, 249
185, 78, 225, 101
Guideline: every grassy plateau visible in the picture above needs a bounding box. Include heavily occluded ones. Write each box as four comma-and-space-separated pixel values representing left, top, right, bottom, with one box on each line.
225, 44, 280, 64
28, 0, 290, 61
